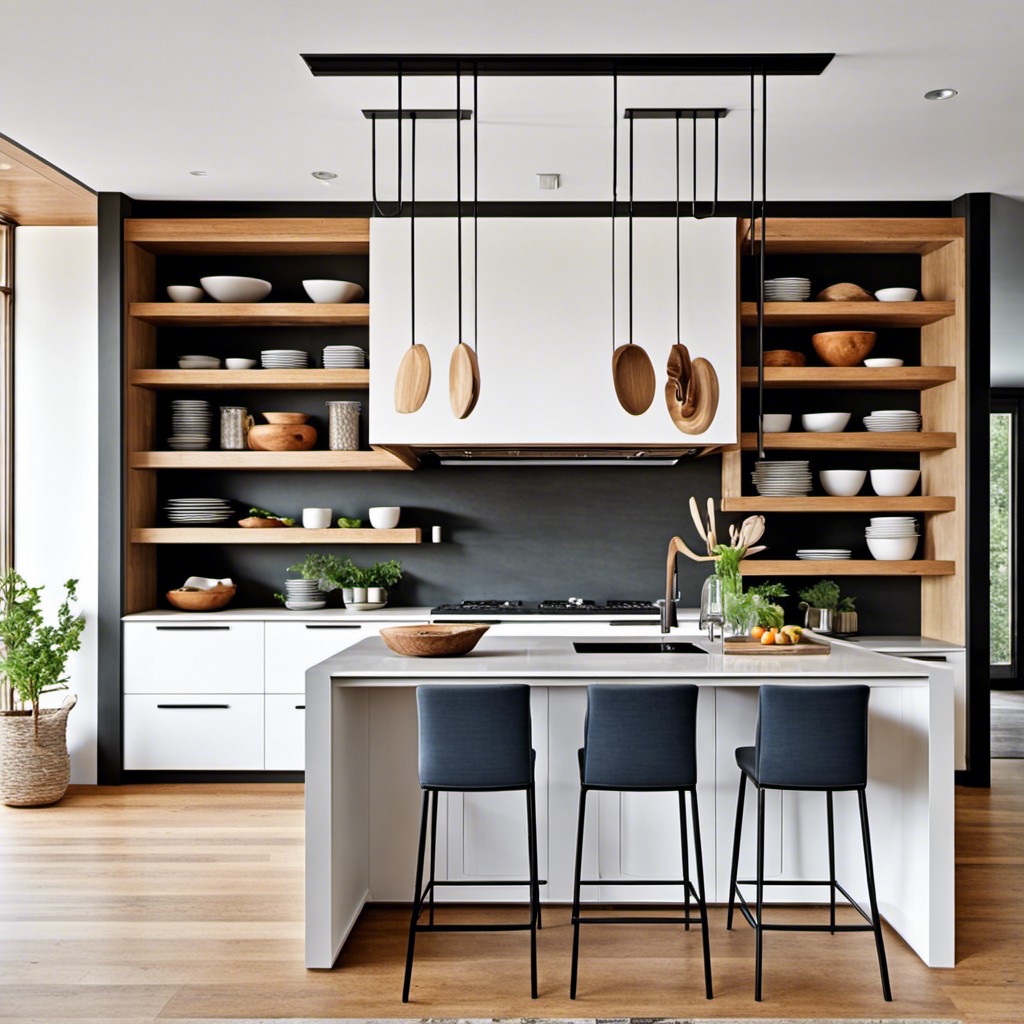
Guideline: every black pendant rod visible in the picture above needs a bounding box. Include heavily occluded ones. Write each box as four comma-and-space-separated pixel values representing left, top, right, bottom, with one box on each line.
409, 113, 416, 346
611, 72, 618, 353
473, 68, 479, 352
456, 67, 463, 345
756, 72, 768, 461
749, 75, 756, 255
628, 109, 634, 346
692, 113, 720, 220
370, 69, 404, 217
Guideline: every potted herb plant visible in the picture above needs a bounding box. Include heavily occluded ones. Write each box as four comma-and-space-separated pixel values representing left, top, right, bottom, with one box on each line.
798, 580, 856, 635
0, 570, 86, 807
362, 560, 403, 604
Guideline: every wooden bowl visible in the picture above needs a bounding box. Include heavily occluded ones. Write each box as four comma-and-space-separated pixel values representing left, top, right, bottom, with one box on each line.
247, 424, 317, 451
261, 412, 309, 425
812, 330, 877, 367
165, 585, 236, 612
238, 516, 290, 528
762, 349, 807, 367
379, 623, 490, 657
815, 282, 875, 302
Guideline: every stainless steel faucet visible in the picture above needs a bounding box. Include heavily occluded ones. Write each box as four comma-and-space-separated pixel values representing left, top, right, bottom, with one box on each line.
661, 537, 686, 633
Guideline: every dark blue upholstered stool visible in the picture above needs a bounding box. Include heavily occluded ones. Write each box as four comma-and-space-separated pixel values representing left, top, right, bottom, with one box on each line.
570, 684, 712, 1000
726, 684, 891, 1002
403, 684, 542, 1002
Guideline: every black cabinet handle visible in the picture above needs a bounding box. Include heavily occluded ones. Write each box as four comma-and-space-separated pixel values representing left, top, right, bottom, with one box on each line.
155, 626, 230, 632
156, 703, 230, 709
902, 654, 949, 663
432, 619, 502, 625
304, 624, 361, 630
295, 704, 306, 710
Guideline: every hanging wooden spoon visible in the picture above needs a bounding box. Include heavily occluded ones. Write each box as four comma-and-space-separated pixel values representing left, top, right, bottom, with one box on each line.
449, 342, 480, 418
612, 344, 656, 415
395, 344, 431, 414
666, 355, 719, 434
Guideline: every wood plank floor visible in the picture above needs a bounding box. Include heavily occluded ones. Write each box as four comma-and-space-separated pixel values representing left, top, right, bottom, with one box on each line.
0, 765, 1021, 1022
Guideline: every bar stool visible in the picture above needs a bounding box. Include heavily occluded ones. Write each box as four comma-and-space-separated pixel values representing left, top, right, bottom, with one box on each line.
570, 684, 712, 1000
403, 684, 542, 1002
726, 684, 892, 1002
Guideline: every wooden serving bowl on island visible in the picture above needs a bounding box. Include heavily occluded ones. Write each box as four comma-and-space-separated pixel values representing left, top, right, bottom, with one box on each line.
380, 623, 491, 657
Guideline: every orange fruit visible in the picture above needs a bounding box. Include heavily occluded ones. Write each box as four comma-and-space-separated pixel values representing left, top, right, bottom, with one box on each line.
760, 631, 776, 645
751, 626, 766, 640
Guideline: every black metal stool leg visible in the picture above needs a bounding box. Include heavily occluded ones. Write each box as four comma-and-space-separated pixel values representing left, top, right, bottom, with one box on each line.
428, 790, 438, 927
679, 789, 691, 931
727, 771, 747, 930
689, 788, 714, 999
569, 787, 587, 999
527, 783, 542, 930
858, 788, 893, 1001
826, 789, 836, 935
402, 790, 430, 1003
526, 784, 539, 999
754, 786, 765, 1002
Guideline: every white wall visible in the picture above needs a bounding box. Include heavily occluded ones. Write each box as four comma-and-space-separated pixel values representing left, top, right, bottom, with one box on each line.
13, 227, 98, 783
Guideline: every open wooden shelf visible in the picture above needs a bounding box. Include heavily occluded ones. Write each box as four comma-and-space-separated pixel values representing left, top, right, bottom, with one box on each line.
741, 366, 955, 390
129, 302, 369, 327
741, 432, 956, 451
740, 560, 956, 576
131, 527, 421, 545
130, 369, 369, 390
129, 447, 418, 471
740, 301, 954, 327
721, 496, 955, 513
740, 217, 965, 254
125, 217, 370, 254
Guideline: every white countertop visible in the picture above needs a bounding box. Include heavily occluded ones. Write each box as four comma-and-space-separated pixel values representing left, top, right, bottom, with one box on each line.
841, 635, 965, 653
317, 634, 931, 684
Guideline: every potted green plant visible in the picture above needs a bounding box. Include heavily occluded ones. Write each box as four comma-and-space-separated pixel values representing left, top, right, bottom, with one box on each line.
797, 579, 856, 634
276, 553, 357, 605
362, 560, 403, 604
0, 570, 86, 807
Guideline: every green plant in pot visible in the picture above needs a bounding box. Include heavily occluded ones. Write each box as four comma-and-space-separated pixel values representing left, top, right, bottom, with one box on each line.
348, 559, 403, 606
276, 554, 402, 608
798, 579, 857, 635
0, 570, 85, 807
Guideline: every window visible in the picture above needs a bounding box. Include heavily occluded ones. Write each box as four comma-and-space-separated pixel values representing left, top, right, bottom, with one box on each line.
991, 392, 1022, 685
0, 218, 11, 573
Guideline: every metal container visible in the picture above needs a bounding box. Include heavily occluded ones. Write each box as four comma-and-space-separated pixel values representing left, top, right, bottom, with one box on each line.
834, 610, 859, 636
327, 401, 361, 451
803, 606, 834, 634
219, 406, 253, 450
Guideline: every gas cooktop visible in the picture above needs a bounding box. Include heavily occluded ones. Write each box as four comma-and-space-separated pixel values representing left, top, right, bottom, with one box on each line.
431, 599, 660, 616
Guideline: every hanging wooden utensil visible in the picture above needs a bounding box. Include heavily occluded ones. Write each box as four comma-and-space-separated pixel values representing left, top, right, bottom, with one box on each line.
449, 342, 480, 418
666, 355, 719, 434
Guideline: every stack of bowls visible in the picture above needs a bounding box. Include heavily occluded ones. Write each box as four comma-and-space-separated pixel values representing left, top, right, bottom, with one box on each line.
863, 410, 922, 432
751, 460, 812, 496
261, 349, 309, 369
764, 277, 811, 301
168, 399, 212, 450
178, 355, 221, 369
283, 579, 326, 611
866, 517, 920, 560
323, 345, 366, 368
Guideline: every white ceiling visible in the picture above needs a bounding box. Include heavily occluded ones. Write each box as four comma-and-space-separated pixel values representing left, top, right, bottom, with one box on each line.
2, 0, 1023, 203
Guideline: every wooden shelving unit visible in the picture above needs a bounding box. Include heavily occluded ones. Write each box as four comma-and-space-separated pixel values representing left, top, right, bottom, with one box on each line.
124, 217, 370, 254
131, 527, 421, 545
721, 496, 955, 513
740, 560, 956, 577
739, 300, 954, 327
740, 431, 956, 451
130, 369, 369, 390
129, 302, 369, 327
130, 448, 418, 471
740, 366, 955, 390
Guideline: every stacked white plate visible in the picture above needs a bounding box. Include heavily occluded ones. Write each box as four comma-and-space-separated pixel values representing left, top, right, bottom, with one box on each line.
796, 549, 852, 560
764, 277, 811, 301
863, 409, 922, 432
865, 516, 920, 560
751, 460, 812, 496
178, 354, 222, 370
261, 349, 309, 369
323, 345, 366, 368
866, 516, 919, 537
168, 399, 212, 450
284, 578, 326, 610
164, 497, 234, 524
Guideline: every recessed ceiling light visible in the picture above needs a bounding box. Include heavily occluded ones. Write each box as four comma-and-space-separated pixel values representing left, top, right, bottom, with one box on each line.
0, 163, 12, 171
189, 170, 208, 176
311, 170, 338, 181
924, 88, 957, 101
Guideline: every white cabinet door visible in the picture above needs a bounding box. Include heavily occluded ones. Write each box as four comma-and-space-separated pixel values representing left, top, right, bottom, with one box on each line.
264, 622, 370, 694
124, 694, 263, 770
265, 694, 307, 771
123, 622, 264, 694
370, 216, 737, 446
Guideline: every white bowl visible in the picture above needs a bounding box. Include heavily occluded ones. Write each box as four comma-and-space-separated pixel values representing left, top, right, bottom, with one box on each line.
801, 412, 851, 433
870, 468, 921, 497
864, 357, 905, 368
875, 287, 918, 302
200, 276, 272, 303
167, 285, 204, 302
302, 279, 365, 304
866, 536, 919, 560
761, 414, 792, 432
819, 469, 867, 497
225, 357, 257, 370
368, 506, 401, 529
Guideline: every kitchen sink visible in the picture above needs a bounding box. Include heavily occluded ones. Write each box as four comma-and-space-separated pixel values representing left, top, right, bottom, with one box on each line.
572, 641, 706, 655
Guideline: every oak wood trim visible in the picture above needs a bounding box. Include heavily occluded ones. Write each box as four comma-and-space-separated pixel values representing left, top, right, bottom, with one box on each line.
129, 369, 369, 390
124, 217, 369, 253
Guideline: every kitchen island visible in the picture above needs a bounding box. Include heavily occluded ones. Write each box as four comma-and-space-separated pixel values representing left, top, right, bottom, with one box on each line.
305, 635, 953, 971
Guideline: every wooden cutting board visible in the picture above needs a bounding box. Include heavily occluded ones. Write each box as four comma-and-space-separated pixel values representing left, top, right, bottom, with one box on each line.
723, 636, 831, 656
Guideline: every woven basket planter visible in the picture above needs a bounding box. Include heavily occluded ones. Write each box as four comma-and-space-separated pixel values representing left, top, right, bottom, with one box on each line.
0, 695, 77, 807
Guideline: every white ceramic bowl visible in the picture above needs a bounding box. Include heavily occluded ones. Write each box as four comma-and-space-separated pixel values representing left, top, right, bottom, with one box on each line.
819, 469, 867, 497
368, 506, 401, 530
801, 411, 851, 433
167, 285, 204, 302
870, 468, 921, 497
225, 357, 258, 370
761, 413, 792, 432
200, 276, 272, 303
863, 357, 905, 368
302, 279, 365, 304
867, 536, 919, 560
875, 287, 918, 302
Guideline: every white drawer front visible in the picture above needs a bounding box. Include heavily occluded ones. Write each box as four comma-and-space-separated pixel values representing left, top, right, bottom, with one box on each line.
265, 693, 306, 771
124, 694, 263, 770
123, 622, 264, 694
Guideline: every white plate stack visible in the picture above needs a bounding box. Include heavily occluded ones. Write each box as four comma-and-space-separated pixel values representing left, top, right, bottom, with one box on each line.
163, 497, 234, 524
863, 409, 922, 432
796, 548, 852, 560
261, 349, 309, 369
177, 354, 222, 370
322, 345, 366, 368
168, 399, 212, 450
751, 460, 813, 496
283, 578, 326, 610
865, 516, 920, 560
764, 277, 811, 301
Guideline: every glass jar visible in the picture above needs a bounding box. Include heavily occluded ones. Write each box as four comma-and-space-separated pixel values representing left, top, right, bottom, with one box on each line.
327, 401, 361, 451
219, 406, 253, 450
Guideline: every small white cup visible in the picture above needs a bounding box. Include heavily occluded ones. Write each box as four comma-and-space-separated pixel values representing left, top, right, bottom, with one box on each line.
369, 506, 401, 529
302, 507, 333, 529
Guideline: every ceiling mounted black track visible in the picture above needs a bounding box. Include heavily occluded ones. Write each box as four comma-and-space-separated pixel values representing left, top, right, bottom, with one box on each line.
304, 52, 834, 77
